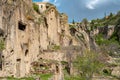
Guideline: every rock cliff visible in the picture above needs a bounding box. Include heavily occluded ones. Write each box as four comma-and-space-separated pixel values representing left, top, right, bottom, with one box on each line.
0, 0, 97, 79
0, 0, 120, 80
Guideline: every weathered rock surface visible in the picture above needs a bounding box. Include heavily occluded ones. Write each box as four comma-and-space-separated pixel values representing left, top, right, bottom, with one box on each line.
0, 0, 93, 79
111, 66, 120, 78
0, 0, 71, 78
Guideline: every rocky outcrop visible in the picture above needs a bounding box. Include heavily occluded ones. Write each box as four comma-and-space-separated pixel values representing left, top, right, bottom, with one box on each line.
111, 66, 120, 78
0, 0, 72, 78
0, 0, 92, 79
98, 25, 115, 39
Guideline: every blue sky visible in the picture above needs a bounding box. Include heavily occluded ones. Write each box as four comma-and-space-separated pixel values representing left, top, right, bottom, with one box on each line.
32, 0, 120, 22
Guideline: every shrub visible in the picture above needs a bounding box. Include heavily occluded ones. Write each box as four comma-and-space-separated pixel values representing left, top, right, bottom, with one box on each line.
0, 39, 5, 51
95, 33, 119, 46
73, 50, 105, 80
103, 68, 111, 76
33, 3, 39, 13
52, 45, 60, 51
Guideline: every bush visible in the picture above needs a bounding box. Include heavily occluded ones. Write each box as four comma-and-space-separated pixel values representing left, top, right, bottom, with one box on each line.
0, 39, 5, 51
52, 45, 60, 51
33, 3, 39, 13
103, 68, 111, 76
73, 50, 105, 80
95, 33, 119, 46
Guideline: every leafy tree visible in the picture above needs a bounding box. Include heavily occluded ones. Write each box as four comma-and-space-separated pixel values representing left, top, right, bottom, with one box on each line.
73, 50, 104, 80
109, 13, 113, 17
82, 18, 88, 26
117, 11, 120, 16
117, 18, 120, 25
72, 19, 75, 24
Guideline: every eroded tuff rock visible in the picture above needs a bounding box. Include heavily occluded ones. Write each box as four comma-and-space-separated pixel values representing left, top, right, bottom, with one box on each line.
0, 0, 92, 79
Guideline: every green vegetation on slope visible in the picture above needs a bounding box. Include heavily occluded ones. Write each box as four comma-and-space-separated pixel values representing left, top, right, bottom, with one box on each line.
73, 50, 105, 80
33, 3, 39, 13
89, 11, 120, 30
95, 33, 119, 46
0, 39, 5, 51
5, 73, 53, 80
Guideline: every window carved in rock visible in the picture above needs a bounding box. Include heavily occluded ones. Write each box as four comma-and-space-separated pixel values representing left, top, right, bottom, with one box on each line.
18, 21, 26, 31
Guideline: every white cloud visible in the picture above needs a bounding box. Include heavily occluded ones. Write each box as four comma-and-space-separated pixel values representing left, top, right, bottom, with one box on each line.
53, 0, 60, 6
86, 0, 109, 10
42, 0, 50, 2
42, 0, 60, 6
54, 0, 57, 3
86, 0, 99, 9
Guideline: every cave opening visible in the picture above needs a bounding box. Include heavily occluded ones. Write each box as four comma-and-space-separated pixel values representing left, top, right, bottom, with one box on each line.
56, 66, 59, 73
16, 58, 21, 62
18, 21, 26, 31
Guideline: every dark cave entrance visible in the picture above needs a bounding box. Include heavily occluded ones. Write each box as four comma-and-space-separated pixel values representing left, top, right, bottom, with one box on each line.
18, 21, 26, 31
25, 49, 28, 56
56, 65, 59, 73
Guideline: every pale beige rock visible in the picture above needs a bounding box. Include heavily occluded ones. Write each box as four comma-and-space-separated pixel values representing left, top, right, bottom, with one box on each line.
111, 66, 120, 78
0, 0, 71, 78
0, 0, 92, 79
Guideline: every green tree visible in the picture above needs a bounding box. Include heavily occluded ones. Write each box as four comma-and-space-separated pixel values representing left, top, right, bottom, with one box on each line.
82, 18, 88, 26
117, 11, 120, 16
109, 13, 113, 17
73, 50, 104, 80
72, 19, 75, 24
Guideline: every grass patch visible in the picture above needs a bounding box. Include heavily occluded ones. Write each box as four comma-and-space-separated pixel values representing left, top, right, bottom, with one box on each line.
6, 76, 34, 80
35, 73, 53, 80
5, 73, 53, 80
33, 3, 39, 13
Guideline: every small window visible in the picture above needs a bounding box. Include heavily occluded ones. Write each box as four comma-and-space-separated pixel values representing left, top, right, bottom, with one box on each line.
18, 21, 26, 31
50, 18, 52, 20
41, 5, 43, 8
16, 58, 21, 62
40, 64, 44, 67
25, 49, 28, 56
56, 66, 59, 73
46, 6, 49, 9
61, 29, 65, 33
51, 10, 54, 12
2, 56, 4, 58
10, 50, 14, 53
40, 58, 42, 59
